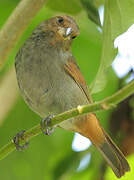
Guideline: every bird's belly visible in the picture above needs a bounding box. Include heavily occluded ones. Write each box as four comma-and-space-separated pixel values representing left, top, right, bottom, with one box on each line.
16, 50, 89, 128
18, 67, 89, 120
39, 73, 89, 117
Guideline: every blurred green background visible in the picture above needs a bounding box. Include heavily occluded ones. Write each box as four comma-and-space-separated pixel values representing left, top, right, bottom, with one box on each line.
0, 0, 134, 180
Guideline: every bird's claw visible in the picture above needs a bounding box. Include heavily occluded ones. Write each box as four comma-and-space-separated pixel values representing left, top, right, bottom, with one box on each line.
13, 130, 29, 152
40, 115, 55, 135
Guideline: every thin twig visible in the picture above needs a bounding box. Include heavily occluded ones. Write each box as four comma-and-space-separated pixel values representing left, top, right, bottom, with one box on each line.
0, 80, 134, 161
0, 0, 47, 70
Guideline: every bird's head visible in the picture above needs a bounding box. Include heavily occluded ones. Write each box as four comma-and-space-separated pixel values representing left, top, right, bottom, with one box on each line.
41, 15, 80, 50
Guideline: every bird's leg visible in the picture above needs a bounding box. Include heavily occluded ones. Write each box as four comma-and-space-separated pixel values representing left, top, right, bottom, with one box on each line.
13, 130, 29, 151
40, 115, 55, 135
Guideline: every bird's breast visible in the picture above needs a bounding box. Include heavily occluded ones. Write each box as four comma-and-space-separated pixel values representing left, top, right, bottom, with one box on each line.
15, 45, 88, 118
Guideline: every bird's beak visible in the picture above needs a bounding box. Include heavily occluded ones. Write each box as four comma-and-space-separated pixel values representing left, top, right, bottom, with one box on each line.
57, 27, 72, 40
65, 27, 72, 37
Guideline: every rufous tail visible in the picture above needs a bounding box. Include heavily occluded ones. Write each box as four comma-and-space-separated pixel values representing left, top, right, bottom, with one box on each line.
97, 128, 130, 178
75, 114, 130, 178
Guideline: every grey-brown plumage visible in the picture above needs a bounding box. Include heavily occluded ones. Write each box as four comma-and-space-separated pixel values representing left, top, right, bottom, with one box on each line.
15, 16, 87, 118
15, 15, 130, 178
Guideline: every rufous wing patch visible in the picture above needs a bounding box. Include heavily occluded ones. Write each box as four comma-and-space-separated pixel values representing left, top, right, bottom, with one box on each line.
64, 56, 93, 103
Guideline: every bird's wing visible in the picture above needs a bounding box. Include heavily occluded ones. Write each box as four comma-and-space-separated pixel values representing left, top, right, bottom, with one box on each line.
64, 56, 92, 103
64, 56, 130, 178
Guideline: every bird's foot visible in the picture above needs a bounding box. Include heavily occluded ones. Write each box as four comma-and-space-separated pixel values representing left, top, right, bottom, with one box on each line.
40, 115, 55, 135
13, 130, 29, 151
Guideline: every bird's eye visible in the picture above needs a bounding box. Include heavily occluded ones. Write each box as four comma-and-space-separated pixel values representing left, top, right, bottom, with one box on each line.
58, 17, 64, 24
72, 36, 77, 39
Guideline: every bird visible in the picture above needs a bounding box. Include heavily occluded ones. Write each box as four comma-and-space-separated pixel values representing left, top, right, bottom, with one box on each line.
14, 15, 130, 178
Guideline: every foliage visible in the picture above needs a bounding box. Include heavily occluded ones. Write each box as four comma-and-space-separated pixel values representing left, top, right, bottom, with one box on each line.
0, 0, 134, 180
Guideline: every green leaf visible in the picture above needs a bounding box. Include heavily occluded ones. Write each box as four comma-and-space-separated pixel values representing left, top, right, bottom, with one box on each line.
46, 0, 82, 14
52, 151, 80, 179
81, 0, 101, 27
94, 0, 105, 8
90, 0, 134, 94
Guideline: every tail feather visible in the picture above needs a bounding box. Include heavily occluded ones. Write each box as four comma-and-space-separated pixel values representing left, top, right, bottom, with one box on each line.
97, 129, 130, 178
74, 114, 130, 178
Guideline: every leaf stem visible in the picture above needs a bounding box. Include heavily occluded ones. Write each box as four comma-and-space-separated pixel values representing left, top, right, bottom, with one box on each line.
0, 80, 134, 161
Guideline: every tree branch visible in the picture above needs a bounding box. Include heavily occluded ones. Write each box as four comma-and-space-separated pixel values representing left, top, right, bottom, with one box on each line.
0, 80, 134, 161
0, 0, 47, 70
0, 66, 19, 125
